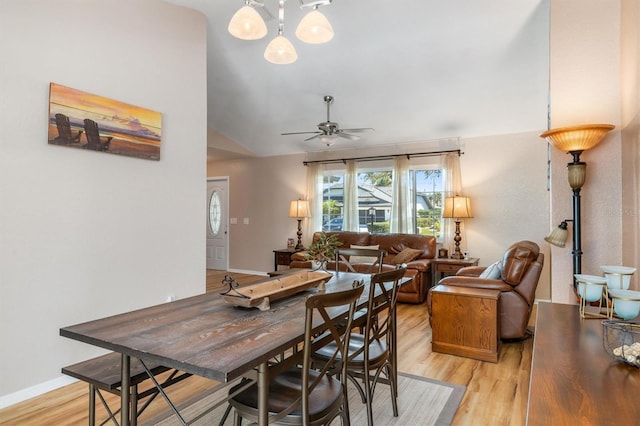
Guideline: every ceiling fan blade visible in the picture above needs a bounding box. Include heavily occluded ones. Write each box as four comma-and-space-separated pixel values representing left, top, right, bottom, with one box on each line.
339, 128, 374, 133
281, 131, 322, 136
304, 134, 324, 141
337, 132, 360, 141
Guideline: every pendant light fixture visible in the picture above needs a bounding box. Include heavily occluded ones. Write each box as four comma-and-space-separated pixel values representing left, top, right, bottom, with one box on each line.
228, 0, 334, 64
264, 0, 297, 64
296, 6, 334, 44
228, 1, 268, 40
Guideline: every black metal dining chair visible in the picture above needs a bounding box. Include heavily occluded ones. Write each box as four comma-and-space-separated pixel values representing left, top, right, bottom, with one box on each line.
227, 282, 365, 425
313, 267, 406, 426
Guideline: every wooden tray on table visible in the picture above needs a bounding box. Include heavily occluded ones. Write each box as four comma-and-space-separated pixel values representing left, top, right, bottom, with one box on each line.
220, 270, 333, 311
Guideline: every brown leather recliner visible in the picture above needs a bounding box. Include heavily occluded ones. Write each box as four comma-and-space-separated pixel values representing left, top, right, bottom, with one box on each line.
427, 240, 544, 340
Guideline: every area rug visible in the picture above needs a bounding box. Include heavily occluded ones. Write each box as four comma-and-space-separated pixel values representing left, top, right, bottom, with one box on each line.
152, 372, 465, 426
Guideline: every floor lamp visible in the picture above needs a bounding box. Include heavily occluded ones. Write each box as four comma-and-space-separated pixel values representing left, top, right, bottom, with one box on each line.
289, 199, 310, 250
541, 124, 614, 290
443, 195, 473, 260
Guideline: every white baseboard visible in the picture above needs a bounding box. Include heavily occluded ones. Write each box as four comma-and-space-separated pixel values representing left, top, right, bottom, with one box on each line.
0, 375, 78, 410
227, 268, 268, 276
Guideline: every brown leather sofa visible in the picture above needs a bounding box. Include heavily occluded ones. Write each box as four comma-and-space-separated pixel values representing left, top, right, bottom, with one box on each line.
290, 231, 436, 303
427, 240, 544, 340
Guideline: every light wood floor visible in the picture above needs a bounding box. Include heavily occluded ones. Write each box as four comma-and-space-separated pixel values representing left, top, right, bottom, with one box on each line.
0, 270, 535, 425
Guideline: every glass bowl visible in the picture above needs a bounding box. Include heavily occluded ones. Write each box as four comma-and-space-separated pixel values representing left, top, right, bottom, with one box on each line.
575, 274, 606, 302
609, 289, 640, 320
601, 265, 636, 290
602, 320, 640, 368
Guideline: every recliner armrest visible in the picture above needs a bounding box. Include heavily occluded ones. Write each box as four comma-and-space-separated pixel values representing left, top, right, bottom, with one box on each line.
455, 266, 486, 277
438, 276, 513, 292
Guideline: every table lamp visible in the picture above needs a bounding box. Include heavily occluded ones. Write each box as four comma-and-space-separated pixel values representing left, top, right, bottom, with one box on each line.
443, 195, 473, 259
289, 199, 310, 250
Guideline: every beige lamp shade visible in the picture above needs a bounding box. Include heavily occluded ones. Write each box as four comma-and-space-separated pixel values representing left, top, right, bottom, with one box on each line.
289, 199, 310, 218
442, 196, 473, 219
540, 124, 614, 153
545, 222, 569, 247
295, 10, 334, 44
264, 35, 298, 64
228, 5, 268, 40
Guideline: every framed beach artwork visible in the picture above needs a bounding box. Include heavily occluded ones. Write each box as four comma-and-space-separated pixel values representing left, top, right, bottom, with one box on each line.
48, 83, 162, 161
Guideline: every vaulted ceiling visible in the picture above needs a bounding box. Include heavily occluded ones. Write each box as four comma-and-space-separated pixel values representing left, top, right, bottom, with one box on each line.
168, 0, 550, 158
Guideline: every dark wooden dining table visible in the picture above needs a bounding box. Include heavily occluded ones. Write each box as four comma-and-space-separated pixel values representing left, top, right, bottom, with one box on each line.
60, 271, 389, 426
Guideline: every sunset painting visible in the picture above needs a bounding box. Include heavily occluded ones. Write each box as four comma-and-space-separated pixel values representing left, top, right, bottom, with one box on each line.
48, 83, 162, 161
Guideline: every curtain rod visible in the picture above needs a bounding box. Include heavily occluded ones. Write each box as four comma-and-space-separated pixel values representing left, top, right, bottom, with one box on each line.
302, 149, 462, 166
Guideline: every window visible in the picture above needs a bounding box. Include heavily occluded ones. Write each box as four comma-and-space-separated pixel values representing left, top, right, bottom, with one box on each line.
321, 172, 344, 231
319, 163, 444, 237
411, 169, 443, 238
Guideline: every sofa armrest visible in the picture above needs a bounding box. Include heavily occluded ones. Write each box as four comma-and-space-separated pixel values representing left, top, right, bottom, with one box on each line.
291, 251, 308, 262
401, 258, 430, 273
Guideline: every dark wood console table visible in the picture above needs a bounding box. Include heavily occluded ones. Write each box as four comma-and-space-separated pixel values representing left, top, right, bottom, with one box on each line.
526, 302, 640, 425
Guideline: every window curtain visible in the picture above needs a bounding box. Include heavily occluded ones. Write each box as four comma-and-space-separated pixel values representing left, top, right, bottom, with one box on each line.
343, 160, 359, 231
391, 156, 413, 233
441, 152, 464, 252
305, 163, 323, 239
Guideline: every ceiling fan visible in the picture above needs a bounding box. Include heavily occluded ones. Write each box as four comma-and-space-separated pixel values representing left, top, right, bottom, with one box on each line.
282, 95, 374, 146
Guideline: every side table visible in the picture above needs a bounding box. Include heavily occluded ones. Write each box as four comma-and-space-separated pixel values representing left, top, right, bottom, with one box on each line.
431, 257, 479, 285
273, 248, 302, 271
430, 284, 501, 362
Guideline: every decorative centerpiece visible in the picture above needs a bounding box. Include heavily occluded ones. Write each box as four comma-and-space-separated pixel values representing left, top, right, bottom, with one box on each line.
602, 320, 640, 368
219, 271, 333, 311
306, 232, 341, 271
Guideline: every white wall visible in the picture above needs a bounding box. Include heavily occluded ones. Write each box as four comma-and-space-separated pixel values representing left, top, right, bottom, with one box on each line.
548, 0, 631, 303
0, 0, 207, 401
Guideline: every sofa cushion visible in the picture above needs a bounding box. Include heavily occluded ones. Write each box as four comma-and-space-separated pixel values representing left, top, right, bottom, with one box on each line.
478, 260, 502, 279
314, 231, 369, 249
390, 247, 423, 265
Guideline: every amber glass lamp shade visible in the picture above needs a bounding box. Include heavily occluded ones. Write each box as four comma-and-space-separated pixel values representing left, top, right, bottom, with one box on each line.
540, 124, 614, 153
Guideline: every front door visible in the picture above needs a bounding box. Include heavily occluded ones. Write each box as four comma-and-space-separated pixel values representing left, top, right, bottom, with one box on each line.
207, 178, 228, 270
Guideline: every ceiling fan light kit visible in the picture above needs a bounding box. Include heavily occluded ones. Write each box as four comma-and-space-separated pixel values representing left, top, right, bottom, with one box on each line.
228, 0, 334, 64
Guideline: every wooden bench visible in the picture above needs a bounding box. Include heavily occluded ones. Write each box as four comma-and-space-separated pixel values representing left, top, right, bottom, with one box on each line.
62, 352, 190, 425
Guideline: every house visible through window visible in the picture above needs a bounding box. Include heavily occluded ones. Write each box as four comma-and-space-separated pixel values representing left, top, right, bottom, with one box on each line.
320, 163, 443, 238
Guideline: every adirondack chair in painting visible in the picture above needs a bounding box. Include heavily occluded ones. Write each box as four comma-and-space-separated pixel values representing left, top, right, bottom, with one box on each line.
52, 113, 83, 145
83, 119, 112, 151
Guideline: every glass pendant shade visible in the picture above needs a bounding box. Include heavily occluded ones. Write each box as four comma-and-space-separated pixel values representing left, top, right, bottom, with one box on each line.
228, 6, 268, 40
442, 196, 473, 219
545, 222, 569, 247
295, 10, 334, 44
567, 162, 586, 189
540, 124, 614, 153
264, 35, 298, 64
